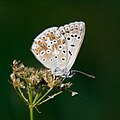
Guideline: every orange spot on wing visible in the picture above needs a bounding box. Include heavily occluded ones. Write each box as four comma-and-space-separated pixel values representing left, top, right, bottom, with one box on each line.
38, 41, 43, 45
46, 32, 51, 37
62, 40, 65, 44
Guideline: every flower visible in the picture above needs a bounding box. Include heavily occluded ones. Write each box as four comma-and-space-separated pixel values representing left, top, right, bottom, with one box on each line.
10, 60, 75, 110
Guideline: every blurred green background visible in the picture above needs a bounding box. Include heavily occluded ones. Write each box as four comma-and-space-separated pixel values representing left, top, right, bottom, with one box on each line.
0, 0, 120, 120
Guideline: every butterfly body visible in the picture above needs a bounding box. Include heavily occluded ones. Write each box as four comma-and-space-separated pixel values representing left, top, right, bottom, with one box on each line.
31, 21, 85, 77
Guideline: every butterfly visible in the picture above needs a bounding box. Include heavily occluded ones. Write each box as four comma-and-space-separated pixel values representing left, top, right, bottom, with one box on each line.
31, 21, 95, 78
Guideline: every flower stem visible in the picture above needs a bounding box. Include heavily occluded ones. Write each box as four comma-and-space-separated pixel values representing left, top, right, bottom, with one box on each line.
17, 87, 28, 103
38, 91, 62, 105
33, 87, 53, 107
29, 106, 34, 120
28, 85, 34, 120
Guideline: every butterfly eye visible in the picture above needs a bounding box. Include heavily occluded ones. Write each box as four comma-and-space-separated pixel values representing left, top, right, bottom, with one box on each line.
41, 35, 47, 41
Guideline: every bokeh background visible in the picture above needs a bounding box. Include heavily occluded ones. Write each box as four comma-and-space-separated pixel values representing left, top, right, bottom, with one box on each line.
0, 0, 120, 120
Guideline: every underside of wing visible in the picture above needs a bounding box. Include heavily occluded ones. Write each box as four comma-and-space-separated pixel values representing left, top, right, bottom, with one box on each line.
31, 27, 68, 75
31, 21, 85, 77
58, 21, 85, 73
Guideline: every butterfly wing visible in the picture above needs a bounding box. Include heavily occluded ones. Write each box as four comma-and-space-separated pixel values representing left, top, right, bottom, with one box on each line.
31, 27, 69, 76
31, 21, 85, 77
58, 21, 85, 74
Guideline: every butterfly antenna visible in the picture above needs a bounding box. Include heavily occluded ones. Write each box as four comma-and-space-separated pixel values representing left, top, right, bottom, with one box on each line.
72, 70, 95, 79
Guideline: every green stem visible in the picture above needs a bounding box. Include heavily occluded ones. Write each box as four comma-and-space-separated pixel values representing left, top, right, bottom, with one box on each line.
17, 87, 28, 103
27, 86, 34, 120
29, 106, 33, 120
33, 93, 40, 104
38, 91, 62, 106
28, 86, 32, 103
33, 87, 53, 107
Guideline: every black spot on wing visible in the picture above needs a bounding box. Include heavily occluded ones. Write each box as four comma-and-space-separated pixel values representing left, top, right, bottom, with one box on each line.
71, 44, 75, 47
69, 51, 72, 56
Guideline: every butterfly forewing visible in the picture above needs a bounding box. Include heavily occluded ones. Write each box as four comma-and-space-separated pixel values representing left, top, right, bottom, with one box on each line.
31, 27, 69, 75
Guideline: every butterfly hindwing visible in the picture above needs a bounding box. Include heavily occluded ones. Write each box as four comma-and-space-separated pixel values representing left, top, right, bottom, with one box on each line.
58, 21, 85, 74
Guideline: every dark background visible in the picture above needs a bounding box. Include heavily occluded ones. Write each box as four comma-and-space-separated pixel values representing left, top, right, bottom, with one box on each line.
0, 0, 120, 120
